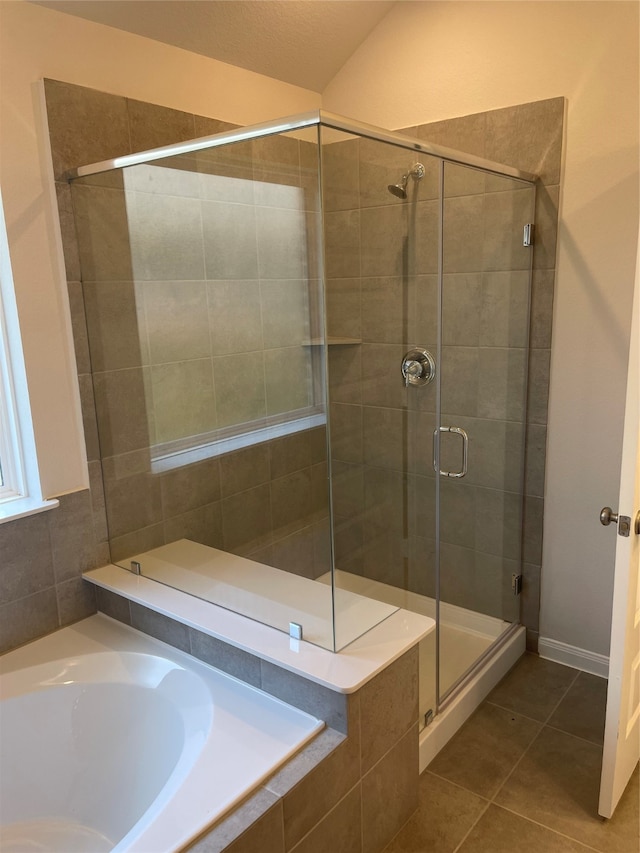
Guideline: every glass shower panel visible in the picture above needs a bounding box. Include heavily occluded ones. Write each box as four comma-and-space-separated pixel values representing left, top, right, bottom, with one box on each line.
71, 128, 342, 651
437, 162, 535, 700
322, 127, 441, 693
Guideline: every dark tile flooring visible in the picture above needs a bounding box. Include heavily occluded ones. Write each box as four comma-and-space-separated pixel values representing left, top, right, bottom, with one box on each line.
384, 654, 640, 852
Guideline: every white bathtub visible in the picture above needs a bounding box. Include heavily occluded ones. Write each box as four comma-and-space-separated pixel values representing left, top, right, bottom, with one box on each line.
0, 615, 324, 852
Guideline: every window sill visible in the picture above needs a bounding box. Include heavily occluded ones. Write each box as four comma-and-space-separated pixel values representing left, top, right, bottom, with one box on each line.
0, 496, 59, 525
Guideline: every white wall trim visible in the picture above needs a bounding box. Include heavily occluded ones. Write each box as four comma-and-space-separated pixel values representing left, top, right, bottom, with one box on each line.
538, 637, 609, 679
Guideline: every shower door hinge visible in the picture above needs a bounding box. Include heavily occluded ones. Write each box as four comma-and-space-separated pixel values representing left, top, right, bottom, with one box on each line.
523, 224, 534, 247
512, 573, 523, 596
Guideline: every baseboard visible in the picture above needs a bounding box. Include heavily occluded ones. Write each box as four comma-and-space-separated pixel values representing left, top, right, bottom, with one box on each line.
538, 637, 609, 679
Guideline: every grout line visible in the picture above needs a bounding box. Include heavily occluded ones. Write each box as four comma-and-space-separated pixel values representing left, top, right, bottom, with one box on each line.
483, 698, 547, 724
544, 723, 605, 750
490, 803, 603, 852
542, 666, 582, 725
486, 718, 546, 804
488, 668, 583, 805
422, 769, 491, 803
451, 800, 493, 853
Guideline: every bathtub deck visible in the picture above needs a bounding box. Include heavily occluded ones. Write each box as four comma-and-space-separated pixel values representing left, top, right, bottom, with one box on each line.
0, 616, 324, 853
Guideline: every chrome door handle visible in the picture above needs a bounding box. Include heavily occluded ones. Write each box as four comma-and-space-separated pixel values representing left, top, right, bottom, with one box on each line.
433, 426, 468, 478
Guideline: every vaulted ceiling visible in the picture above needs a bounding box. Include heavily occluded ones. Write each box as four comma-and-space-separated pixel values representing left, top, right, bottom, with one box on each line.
31, 1, 396, 92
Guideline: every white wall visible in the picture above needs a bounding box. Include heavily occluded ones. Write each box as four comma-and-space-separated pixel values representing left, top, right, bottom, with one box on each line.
0, 0, 320, 497
323, 1, 639, 658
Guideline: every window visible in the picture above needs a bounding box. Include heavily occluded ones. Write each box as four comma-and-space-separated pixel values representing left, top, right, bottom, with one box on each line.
0, 188, 57, 521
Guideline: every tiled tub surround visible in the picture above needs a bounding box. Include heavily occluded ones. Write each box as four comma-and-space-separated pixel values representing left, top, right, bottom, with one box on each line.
86, 570, 432, 853
0, 490, 109, 654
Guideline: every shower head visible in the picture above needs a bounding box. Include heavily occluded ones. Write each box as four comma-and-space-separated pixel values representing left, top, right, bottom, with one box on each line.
387, 163, 426, 199
387, 179, 408, 199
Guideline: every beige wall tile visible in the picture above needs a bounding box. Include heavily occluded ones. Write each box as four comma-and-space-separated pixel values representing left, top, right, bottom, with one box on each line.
126, 98, 195, 152
93, 368, 151, 456
443, 194, 484, 274
0, 589, 59, 654
213, 351, 266, 427
482, 188, 534, 272
102, 460, 163, 540
44, 79, 131, 180
261, 279, 310, 348
129, 192, 205, 281
474, 486, 522, 560
202, 200, 258, 280
476, 347, 527, 421
385, 771, 487, 853
109, 524, 165, 564
328, 345, 362, 405
321, 136, 360, 213
207, 280, 262, 356
219, 444, 270, 498
324, 209, 361, 279
360, 647, 419, 773
289, 786, 362, 853
264, 348, 312, 415
361, 277, 410, 345
144, 281, 210, 363
83, 280, 145, 371
479, 270, 530, 347
326, 278, 361, 339
256, 206, 307, 280
71, 184, 134, 282
484, 97, 565, 186
417, 111, 487, 158
160, 458, 221, 518
163, 501, 223, 550
361, 727, 418, 853
151, 359, 216, 443
360, 204, 406, 278
271, 469, 312, 533
269, 430, 313, 479
222, 483, 272, 552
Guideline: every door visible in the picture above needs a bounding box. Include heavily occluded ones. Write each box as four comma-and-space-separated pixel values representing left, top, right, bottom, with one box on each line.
598, 235, 640, 818
436, 162, 536, 702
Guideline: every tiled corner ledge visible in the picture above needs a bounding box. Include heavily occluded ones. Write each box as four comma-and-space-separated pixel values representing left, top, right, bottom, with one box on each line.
84, 565, 434, 694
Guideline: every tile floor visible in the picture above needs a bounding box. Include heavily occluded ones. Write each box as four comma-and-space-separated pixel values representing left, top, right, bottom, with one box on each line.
384, 654, 640, 853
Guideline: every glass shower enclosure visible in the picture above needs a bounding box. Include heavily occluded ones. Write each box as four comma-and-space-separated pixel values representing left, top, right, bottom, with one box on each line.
68, 110, 536, 725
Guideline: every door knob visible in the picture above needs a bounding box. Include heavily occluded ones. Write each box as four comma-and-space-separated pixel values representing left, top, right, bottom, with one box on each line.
600, 507, 619, 526
600, 507, 631, 537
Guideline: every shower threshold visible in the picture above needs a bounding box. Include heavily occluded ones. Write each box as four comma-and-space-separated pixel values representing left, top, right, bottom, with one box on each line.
323, 570, 526, 769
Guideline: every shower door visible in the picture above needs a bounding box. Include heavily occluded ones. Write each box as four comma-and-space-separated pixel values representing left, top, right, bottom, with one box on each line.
436, 162, 535, 703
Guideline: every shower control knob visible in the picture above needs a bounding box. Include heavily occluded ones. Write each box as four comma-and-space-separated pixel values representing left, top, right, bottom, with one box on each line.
600, 507, 618, 526
401, 348, 436, 387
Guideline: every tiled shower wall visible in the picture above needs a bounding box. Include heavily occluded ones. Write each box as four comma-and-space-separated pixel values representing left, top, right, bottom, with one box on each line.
415, 101, 561, 652
47, 79, 331, 577
0, 81, 559, 655
324, 99, 561, 650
